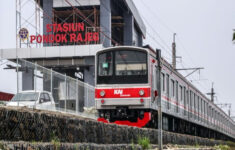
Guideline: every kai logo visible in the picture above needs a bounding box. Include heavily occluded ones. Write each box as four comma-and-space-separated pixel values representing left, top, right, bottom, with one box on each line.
114, 89, 123, 95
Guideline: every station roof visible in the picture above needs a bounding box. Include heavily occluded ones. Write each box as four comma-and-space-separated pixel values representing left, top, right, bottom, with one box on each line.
36, 0, 146, 37
0, 45, 104, 59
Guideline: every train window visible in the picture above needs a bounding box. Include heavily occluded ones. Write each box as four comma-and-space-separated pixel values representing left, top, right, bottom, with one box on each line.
171, 79, 175, 97
201, 99, 203, 116
179, 85, 183, 101
197, 96, 199, 111
166, 74, 170, 110
176, 81, 179, 113
97, 50, 148, 84
193, 93, 196, 110
98, 51, 113, 76
161, 73, 165, 92
184, 89, 187, 116
205, 102, 207, 122
202, 100, 204, 116
115, 51, 147, 76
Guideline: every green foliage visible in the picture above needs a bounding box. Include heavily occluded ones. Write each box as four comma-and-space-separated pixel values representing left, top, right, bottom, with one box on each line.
131, 139, 137, 150
74, 144, 79, 150
0, 142, 7, 150
214, 144, 230, 150
50, 132, 60, 150
138, 136, 150, 150
195, 143, 200, 148
227, 141, 235, 148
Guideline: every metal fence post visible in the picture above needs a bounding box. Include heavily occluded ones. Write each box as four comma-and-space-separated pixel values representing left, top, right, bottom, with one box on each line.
65, 74, 67, 112
76, 80, 78, 113
17, 58, 19, 107
86, 85, 88, 107
50, 69, 53, 93
34, 62, 37, 108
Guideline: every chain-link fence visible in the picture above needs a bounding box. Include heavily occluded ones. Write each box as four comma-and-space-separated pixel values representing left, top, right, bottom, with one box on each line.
0, 58, 96, 119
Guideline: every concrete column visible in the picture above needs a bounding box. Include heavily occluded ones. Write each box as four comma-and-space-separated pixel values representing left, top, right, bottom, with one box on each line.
137, 31, 143, 47
100, 0, 112, 47
43, 0, 53, 47
84, 57, 95, 107
84, 57, 95, 86
124, 12, 134, 46
22, 69, 34, 91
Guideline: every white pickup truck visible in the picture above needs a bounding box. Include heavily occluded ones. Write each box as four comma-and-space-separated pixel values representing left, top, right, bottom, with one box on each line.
7, 91, 56, 110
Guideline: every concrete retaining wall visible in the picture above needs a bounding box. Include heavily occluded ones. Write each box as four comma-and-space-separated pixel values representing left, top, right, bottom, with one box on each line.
0, 107, 224, 146
0, 141, 142, 150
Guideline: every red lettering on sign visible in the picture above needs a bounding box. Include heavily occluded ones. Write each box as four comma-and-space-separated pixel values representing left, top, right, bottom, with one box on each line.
70, 33, 76, 42
63, 23, 69, 32
93, 32, 99, 41
61, 34, 67, 43
49, 34, 54, 43
46, 24, 52, 32
77, 33, 83, 42
77, 23, 84, 31
36, 35, 42, 43
30, 35, 36, 43
43, 35, 49, 43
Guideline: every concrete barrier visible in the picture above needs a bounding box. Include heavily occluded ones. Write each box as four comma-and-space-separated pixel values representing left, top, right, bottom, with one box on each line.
0, 106, 225, 146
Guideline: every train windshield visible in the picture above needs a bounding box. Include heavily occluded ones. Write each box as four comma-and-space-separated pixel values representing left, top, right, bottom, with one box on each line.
97, 50, 148, 84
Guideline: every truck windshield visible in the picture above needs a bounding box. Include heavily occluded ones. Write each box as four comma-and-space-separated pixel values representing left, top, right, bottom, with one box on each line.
11, 92, 39, 101
97, 49, 148, 84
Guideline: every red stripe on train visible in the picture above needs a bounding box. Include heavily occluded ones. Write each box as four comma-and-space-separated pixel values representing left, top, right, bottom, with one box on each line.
95, 87, 150, 98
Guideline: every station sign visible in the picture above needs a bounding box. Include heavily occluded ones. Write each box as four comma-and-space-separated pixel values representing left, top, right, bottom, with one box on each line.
29, 23, 99, 44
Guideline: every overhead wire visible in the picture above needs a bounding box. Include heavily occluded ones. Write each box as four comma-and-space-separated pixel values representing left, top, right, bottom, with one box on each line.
137, 0, 212, 93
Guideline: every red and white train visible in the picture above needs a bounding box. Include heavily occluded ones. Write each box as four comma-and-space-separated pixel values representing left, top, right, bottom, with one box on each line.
95, 46, 235, 141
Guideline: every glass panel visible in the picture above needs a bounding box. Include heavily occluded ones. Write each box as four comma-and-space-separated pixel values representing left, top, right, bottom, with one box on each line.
98, 51, 113, 76
12, 92, 39, 102
115, 50, 147, 76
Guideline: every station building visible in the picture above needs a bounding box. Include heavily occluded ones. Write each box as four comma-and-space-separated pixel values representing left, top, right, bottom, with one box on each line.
1, 0, 146, 89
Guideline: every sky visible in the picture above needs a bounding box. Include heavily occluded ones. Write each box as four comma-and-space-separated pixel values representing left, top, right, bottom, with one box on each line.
0, 0, 235, 116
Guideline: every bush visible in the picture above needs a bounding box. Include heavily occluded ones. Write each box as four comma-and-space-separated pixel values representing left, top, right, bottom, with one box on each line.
214, 144, 230, 150
138, 136, 150, 150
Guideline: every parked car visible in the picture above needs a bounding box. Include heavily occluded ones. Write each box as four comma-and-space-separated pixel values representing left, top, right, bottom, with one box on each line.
7, 91, 56, 110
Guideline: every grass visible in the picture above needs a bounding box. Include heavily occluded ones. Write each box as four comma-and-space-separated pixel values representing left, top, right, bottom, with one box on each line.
138, 136, 150, 150
50, 132, 61, 150
214, 144, 231, 150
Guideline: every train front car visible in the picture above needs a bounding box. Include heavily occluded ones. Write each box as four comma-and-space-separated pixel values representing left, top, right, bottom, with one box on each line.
95, 46, 158, 128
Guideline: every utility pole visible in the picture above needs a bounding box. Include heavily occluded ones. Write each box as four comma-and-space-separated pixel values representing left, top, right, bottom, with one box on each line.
156, 49, 162, 150
207, 83, 215, 103
172, 33, 176, 69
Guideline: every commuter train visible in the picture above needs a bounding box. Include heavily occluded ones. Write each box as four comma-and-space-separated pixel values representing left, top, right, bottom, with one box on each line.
95, 46, 235, 141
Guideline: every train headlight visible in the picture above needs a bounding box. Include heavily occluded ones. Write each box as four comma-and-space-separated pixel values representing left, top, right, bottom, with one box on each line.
100, 90, 105, 97
139, 90, 145, 96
